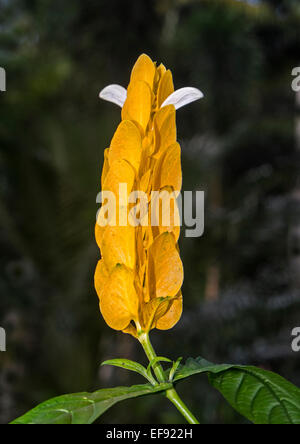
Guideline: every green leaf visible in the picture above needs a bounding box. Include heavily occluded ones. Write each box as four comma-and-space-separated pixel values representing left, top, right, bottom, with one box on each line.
101, 359, 156, 385
10, 382, 172, 425
171, 357, 233, 382
170, 357, 300, 424
209, 366, 300, 425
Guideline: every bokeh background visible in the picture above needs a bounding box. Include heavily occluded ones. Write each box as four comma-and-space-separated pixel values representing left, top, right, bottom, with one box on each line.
1, 0, 300, 424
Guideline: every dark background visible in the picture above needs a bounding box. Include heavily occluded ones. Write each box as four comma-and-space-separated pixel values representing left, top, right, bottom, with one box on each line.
0, 0, 300, 424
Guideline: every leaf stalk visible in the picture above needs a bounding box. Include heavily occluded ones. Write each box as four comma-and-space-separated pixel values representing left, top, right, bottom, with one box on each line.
137, 331, 200, 425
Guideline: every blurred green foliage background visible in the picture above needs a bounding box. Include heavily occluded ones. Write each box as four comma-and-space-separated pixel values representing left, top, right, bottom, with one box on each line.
0, 0, 300, 424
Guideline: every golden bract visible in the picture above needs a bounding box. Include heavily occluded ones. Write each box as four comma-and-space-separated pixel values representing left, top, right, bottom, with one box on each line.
95, 54, 184, 337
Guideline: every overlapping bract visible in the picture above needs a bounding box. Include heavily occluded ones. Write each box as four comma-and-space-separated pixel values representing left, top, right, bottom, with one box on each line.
95, 54, 186, 336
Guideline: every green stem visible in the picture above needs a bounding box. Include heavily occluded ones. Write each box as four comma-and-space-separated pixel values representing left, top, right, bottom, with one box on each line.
165, 388, 200, 425
138, 331, 200, 425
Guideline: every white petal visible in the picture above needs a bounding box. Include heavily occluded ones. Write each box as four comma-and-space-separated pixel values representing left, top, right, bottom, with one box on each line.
161, 87, 204, 110
99, 84, 127, 108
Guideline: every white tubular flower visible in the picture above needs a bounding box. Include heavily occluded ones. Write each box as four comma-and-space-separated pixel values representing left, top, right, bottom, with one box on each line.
99, 84, 127, 108
100, 84, 203, 110
161, 87, 204, 110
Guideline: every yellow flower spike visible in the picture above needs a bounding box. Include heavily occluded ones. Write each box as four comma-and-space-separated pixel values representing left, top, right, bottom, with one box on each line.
96, 54, 203, 336
139, 170, 151, 194
109, 120, 142, 173
130, 54, 156, 90
147, 232, 184, 300
154, 142, 182, 192
100, 225, 136, 272
95, 223, 104, 250
101, 148, 110, 189
156, 63, 167, 80
141, 297, 170, 332
157, 70, 174, 109
122, 80, 152, 133
102, 158, 135, 200
94, 259, 109, 300
151, 186, 181, 242
100, 264, 139, 331
122, 323, 138, 338
156, 293, 183, 330
153, 105, 177, 154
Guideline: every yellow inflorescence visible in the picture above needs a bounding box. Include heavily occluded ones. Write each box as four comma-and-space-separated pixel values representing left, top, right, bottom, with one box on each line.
95, 54, 183, 337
